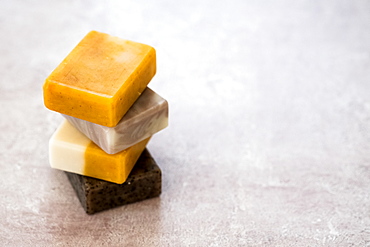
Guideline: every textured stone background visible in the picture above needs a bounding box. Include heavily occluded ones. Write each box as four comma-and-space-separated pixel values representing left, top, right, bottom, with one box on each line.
1, 0, 370, 246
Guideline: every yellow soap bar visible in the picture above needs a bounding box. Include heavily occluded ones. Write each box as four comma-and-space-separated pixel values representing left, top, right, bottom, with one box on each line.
49, 120, 150, 184
43, 31, 156, 127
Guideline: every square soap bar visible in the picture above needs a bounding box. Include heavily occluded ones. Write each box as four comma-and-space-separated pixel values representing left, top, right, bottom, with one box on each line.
43, 31, 156, 127
49, 120, 150, 184
65, 149, 161, 214
63, 87, 168, 154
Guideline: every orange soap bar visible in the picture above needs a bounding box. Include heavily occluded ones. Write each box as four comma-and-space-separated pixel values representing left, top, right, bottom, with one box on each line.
43, 31, 156, 127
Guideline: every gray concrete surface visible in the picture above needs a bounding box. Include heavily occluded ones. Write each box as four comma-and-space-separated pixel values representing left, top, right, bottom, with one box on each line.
1, 0, 370, 246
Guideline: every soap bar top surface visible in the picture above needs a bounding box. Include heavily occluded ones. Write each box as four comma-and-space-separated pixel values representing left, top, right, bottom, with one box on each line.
49, 120, 150, 184
65, 149, 161, 214
63, 87, 168, 154
43, 31, 156, 127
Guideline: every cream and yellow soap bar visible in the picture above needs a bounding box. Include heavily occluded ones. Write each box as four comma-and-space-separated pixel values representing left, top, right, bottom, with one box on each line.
43, 31, 156, 127
49, 120, 150, 184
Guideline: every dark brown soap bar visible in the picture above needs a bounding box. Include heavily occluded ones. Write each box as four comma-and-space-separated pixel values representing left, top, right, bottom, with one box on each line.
65, 149, 161, 214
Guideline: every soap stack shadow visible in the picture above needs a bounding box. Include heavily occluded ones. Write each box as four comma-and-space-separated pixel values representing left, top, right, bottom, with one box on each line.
43, 31, 168, 214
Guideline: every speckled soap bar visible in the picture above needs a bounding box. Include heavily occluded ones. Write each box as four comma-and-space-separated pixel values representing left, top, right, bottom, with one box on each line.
43, 30, 156, 127
65, 149, 161, 214
63, 87, 168, 154
49, 120, 150, 184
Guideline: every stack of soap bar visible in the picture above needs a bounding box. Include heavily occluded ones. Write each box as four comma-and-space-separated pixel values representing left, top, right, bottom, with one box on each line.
44, 31, 168, 214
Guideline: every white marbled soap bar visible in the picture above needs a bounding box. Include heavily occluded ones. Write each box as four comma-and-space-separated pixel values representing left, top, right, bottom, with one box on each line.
63, 88, 168, 154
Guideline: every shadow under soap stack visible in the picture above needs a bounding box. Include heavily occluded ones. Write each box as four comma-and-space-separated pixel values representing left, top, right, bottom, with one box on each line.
43, 31, 168, 214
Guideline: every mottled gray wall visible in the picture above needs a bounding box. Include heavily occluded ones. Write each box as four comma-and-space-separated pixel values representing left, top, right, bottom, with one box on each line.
1, 0, 370, 246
